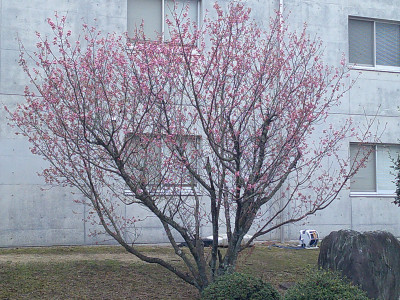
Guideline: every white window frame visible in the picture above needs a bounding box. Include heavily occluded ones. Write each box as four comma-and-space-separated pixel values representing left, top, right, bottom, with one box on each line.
350, 143, 400, 197
127, 0, 201, 42
348, 16, 400, 73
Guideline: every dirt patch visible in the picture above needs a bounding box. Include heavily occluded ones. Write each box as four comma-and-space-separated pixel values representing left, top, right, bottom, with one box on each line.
0, 245, 182, 264
0, 252, 177, 264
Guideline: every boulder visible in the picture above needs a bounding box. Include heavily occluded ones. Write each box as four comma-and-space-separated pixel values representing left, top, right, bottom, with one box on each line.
318, 230, 400, 300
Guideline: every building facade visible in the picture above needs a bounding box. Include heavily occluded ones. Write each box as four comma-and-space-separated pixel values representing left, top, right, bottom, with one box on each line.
0, 0, 400, 247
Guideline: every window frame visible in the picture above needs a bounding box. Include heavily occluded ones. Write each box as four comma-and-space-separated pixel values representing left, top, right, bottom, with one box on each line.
350, 143, 400, 197
348, 16, 400, 73
123, 133, 201, 196
127, 0, 201, 42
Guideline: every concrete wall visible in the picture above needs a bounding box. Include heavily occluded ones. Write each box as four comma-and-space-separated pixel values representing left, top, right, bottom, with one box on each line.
0, 0, 127, 247
282, 0, 400, 240
1, 0, 400, 247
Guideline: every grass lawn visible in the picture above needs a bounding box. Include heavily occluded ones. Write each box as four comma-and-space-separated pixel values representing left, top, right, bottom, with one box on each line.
0, 244, 319, 299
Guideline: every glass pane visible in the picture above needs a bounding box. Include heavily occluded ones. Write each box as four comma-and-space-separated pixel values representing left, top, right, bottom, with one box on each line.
125, 134, 162, 185
376, 145, 400, 192
376, 22, 400, 67
165, 0, 198, 41
162, 135, 199, 186
349, 19, 374, 65
350, 144, 376, 192
128, 0, 162, 40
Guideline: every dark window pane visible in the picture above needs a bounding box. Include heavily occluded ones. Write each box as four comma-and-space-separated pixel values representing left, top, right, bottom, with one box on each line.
350, 144, 376, 192
128, 0, 162, 40
376, 22, 400, 67
349, 19, 374, 65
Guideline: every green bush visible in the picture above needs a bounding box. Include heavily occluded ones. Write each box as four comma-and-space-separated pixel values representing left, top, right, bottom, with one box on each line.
284, 269, 369, 300
201, 272, 281, 300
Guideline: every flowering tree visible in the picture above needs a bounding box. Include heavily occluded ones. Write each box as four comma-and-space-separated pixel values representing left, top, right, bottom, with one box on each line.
7, 2, 365, 291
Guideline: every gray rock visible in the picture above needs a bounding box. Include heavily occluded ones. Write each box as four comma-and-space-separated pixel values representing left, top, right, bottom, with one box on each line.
318, 230, 400, 300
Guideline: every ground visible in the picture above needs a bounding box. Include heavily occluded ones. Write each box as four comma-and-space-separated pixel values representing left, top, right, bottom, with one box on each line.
0, 243, 320, 299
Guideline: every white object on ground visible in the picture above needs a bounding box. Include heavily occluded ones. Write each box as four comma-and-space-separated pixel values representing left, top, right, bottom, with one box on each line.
299, 229, 319, 248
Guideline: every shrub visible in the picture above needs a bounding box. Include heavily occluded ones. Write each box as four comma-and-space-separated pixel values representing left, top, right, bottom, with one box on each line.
284, 269, 369, 300
201, 272, 281, 300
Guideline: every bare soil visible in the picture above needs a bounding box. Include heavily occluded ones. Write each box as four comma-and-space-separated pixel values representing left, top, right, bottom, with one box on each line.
0, 252, 173, 264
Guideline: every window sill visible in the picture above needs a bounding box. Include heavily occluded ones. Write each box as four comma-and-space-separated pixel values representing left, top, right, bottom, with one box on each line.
349, 64, 400, 74
350, 192, 395, 198
124, 186, 202, 197
127, 38, 199, 49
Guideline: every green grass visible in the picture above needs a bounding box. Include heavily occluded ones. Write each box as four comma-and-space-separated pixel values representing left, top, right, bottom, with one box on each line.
0, 260, 196, 299
0, 244, 319, 299
237, 246, 320, 286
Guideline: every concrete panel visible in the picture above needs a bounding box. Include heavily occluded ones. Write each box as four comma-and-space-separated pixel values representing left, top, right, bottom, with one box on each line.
0, 153, 48, 185
246, 0, 278, 27
0, 49, 27, 95
0, 184, 84, 229
350, 114, 400, 144
351, 196, 400, 226
308, 114, 352, 144
0, 228, 85, 247
87, 1, 126, 33
87, 16, 126, 34
0, 184, 85, 246
352, 224, 400, 237
0, 100, 24, 138
125, 203, 157, 227
347, 0, 400, 21
349, 72, 400, 117
322, 40, 348, 64
0, 6, 81, 52
0, 137, 34, 157
89, 0, 126, 17
133, 226, 169, 244
1, 6, 48, 51
4, 1, 81, 14
83, 224, 168, 245
308, 195, 352, 226
294, 1, 344, 33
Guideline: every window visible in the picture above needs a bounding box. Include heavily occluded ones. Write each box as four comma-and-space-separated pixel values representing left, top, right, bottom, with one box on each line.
161, 135, 200, 187
350, 143, 400, 195
125, 134, 200, 188
127, 0, 200, 41
349, 17, 400, 67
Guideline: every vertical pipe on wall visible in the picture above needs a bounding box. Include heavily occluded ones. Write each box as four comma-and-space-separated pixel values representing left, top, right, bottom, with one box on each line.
83, 201, 87, 244
162, 0, 165, 41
